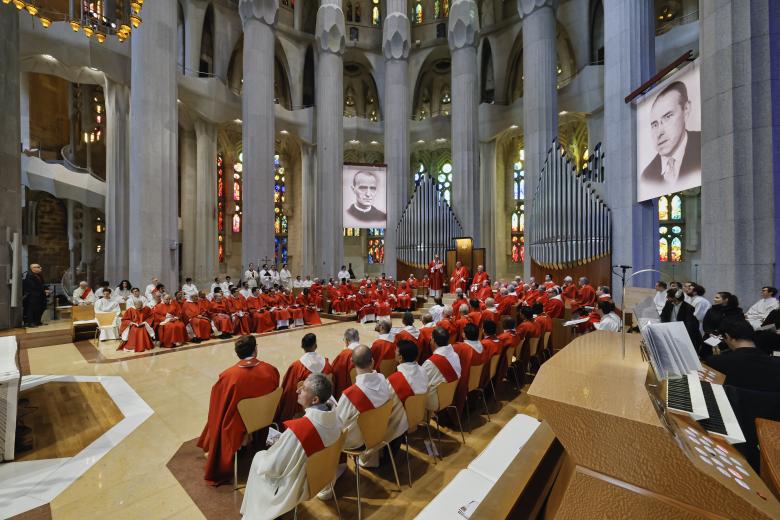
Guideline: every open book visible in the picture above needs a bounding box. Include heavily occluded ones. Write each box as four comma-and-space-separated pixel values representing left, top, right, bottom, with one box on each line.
640, 321, 702, 380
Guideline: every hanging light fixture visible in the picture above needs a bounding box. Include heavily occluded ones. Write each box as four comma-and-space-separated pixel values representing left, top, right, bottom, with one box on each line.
70, 19, 80, 31
1, 0, 12, 5
83, 25, 94, 38
24, 3, 37, 15
96, 32, 106, 43
12, 0, 24, 10
130, 13, 141, 28
130, 1, 140, 14
39, 16, 51, 28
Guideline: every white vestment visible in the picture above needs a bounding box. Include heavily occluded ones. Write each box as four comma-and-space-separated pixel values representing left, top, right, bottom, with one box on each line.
421, 345, 462, 411
337, 372, 391, 450
73, 287, 95, 305
280, 269, 292, 289
94, 298, 121, 340
653, 290, 667, 316
594, 312, 622, 332
244, 270, 259, 288
113, 287, 131, 302
240, 407, 343, 520
182, 283, 199, 298
746, 297, 779, 329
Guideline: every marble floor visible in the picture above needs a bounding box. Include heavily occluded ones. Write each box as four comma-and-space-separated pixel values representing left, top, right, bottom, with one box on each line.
5, 318, 538, 519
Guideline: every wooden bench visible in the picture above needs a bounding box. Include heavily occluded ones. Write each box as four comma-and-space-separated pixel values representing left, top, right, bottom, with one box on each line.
71, 305, 97, 341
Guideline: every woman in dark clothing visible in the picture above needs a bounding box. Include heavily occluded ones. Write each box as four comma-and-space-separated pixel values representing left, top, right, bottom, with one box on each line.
700, 292, 744, 356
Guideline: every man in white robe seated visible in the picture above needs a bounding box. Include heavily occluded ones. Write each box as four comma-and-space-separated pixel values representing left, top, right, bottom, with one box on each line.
94, 288, 121, 340
127, 287, 147, 307
387, 340, 429, 431
336, 345, 406, 469
593, 301, 622, 332
421, 326, 462, 411
72, 281, 95, 305
240, 373, 343, 520
182, 278, 199, 299
745, 286, 780, 329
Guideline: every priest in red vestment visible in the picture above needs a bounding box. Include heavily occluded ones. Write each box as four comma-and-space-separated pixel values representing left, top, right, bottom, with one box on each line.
247, 288, 276, 333
496, 316, 521, 382
421, 327, 462, 412
436, 306, 459, 344
275, 333, 333, 424
427, 254, 446, 298
228, 288, 252, 335
370, 319, 397, 370
154, 293, 187, 348
209, 292, 235, 338
479, 320, 503, 386
118, 299, 155, 352
331, 328, 361, 398
561, 276, 578, 301
295, 289, 322, 325
396, 282, 412, 311
183, 293, 214, 342
198, 336, 280, 486
476, 280, 493, 302
417, 313, 436, 363
472, 265, 489, 289
571, 277, 596, 311
543, 287, 565, 319
452, 323, 490, 414
449, 261, 470, 294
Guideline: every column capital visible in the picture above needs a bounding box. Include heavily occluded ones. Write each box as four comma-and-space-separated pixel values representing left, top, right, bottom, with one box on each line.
447, 0, 479, 51
315, 2, 345, 55
239, 0, 278, 28
382, 13, 410, 60
517, 0, 557, 19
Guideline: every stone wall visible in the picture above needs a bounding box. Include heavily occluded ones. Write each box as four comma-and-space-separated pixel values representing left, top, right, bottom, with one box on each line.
26, 193, 69, 284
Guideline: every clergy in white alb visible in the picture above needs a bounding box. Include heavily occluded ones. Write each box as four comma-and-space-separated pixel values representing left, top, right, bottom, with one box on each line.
144, 277, 159, 301
94, 288, 121, 340
240, 373, 343, 520
421, 326, 462, 411
745, 286, 780, 329
244, 263, 259, 289
182, 278, 199, 298
279, 264, 292, 289
72, 281, 95, 305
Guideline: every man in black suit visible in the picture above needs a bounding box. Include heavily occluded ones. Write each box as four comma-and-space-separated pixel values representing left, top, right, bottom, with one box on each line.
660, 287, 702, 349
22, 263, 48, 327
345, 170, 386, 226
640, 81, 701, 193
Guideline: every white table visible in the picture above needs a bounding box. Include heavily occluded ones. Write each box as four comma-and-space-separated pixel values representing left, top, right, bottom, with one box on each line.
467, 414, 540, 482
415, 470, 494, 520
0, 336, 20, 461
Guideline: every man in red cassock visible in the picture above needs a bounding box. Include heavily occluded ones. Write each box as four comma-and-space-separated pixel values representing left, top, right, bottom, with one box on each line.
275, 333, 333, 424
497, 288, 518, 316
183, 293, 213, 342
209, 292, 235, 338
396, 281, 412, 311
331, 328, 361, 398
228, 288, 252, 335
428, 254, 445, 298
517, 308, 542, 339
118, 299, 155, 352
436, 306, 459, 344
571, 276, 596, 311
449, 261, 470, 294
374, 292, 392, 320
417, 313, 436, 363
472, 265, 489, 288
452, 323, 489, 414
198, 336, 280, 486
479, 320, 503, 386
467, 299, 484, 328
451, 288, 469, 319
481, 297, 499, 325
561, 276, 578, 301
543, 287, 565, 319
370, 319, 397, 370
476, 280, 493, 302
154, 293, 187, 348
533, 303, 553, 334
496, 316, 521, 383
295, 289, 322, 325
247, 288, 276, 333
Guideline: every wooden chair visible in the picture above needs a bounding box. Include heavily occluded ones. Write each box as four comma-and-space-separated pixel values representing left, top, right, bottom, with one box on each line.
428, 379, 465, 453
342, 401, 401, 520
504, 345, 522, 389
525, 337, 540, 378
293, 432, 347, 520
400, 393, 436, 487
378, 358, 398, 378
541, 331, 552, 361
234, 386, 283, 489
486, 353, 500, 398
464, 363, 490, 432
71, 304, 96, 341
94, 311, 120, 341
349, 367, 357, 386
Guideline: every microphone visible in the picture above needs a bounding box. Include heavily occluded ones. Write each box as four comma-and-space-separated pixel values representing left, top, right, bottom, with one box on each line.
613, 265, 632, 269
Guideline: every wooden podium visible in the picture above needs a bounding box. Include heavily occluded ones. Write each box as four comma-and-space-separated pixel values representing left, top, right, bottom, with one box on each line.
528, 332, 780, 519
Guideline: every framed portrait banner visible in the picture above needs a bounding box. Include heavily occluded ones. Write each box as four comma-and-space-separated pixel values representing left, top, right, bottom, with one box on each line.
342, 163, 387, 228
636, 60, 701, 202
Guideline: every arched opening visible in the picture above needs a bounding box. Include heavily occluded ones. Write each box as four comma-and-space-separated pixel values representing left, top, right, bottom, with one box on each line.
302, 45, 315, 106
274, 55, 293, 110
412, 48, 452, 120
480, 40, 495, 103
590, 0, 604, 64
199, 4, 215, 76
343, 57, 381, 120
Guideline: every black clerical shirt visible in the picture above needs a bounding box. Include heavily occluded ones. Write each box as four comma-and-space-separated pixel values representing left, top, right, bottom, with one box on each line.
704, 347, 780, 393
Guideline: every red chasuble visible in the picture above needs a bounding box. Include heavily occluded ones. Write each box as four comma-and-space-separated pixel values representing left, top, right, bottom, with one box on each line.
472, 272, 489, 287
387, 372, 415, 403
118, 307, 154, 352
209, 300, 235, 334
183, 301, 212, 340
197, 358, 280, 486
562, 284, 578, 301
417, 327, 435, 363
153, 302, 187, 347
283, 416, 325, 456
436, 318, 459, 344
427, 261, 445, 291
544, 297, 564, 319
452, 342, 488, 413
449, 266, 470, 293
331, 348, 355, 399
572, 284, 596, 310
370, 338, 396, 370
275, 358, 333, 424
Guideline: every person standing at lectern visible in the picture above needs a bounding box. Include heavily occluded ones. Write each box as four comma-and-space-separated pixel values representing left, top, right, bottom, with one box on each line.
640, 81, 701, 192
428, 254, 445, 299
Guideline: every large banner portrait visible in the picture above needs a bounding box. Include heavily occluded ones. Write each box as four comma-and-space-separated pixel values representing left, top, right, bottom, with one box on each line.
342, 164, 387, 228
636, 60, 701, 202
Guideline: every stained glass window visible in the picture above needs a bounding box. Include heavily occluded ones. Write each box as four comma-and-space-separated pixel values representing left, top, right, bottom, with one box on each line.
414, 1, 423, 24
511, 150, 525, 263
344, 228, 361, 237
658, 193, 684, 263
274, 153, 288, 264
414, 162, 427, 184
434, 0, 440, 18
217, 153, 225, 263
368, 228, 385, 264
372, 0, 380, 25
435, 162, 453, 203
232, 156, 243, 233
441, 0, 448, 16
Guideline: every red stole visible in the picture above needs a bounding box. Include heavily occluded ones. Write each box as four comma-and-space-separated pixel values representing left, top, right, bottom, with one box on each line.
82, 287, 92, 297
388, 372, 414, 403
429, 354, 458, 382
342, 385, 375, 412
283, 416, 325, 456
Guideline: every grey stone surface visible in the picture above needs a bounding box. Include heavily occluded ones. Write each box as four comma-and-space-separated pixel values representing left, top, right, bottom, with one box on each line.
518, 0, 557, 280
0, 8, 22, 329
699, 0, 777, 304
180, 127, 197, 281
299, 143, 316, 275
194, 118, 217, 285
449, 0, 481, 242
382, 5, 411, 278
103, 79, 130, 284
240, 0, 278, 271
314, 0, 345, 278
479, 140, 497, 275
129, 0, 180, 288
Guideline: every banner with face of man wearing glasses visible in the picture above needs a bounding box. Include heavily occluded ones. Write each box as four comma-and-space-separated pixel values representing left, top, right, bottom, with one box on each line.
342, 164, 387, 228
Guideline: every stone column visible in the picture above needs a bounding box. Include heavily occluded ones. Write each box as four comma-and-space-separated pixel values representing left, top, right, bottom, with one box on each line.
479, 139, 497, 274
314, 0, 345, 278
184, 0, 207, 77
0, 6, 21, 328
103, 79, 130, 284
382, 0, 410, 278
602, 0, 656, 298
293, 0, 302, 31
448, 0, 480, 241
518, 0, 558, 280
20, 72, 30, 151
180, 127, 197, 280
194, 117, 218, 285
239, 0, 278, 270
699, 0, 777, 303
299, 142, 317, 275
81, 206, 94, 280
129, 0, 179, 288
